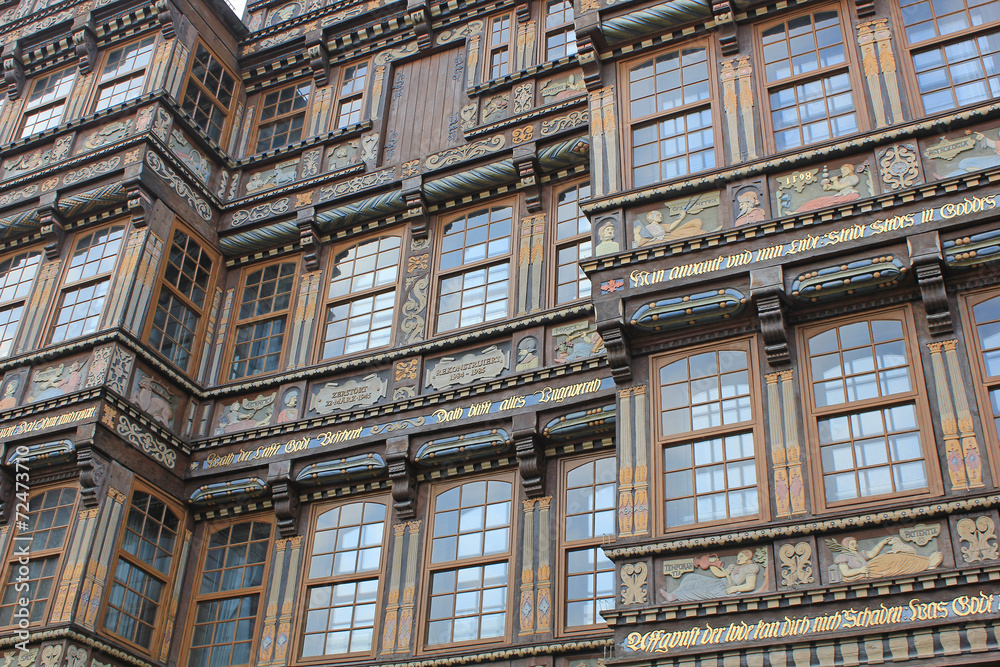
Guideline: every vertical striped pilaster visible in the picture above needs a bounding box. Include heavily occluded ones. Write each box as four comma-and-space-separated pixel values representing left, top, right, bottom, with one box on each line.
17, 259, 61, 355
736, 57, 757, 160
944, 342, 984, 488
51, 507, 98, 623
199, 287, 222, 384
780, 371, 806, 514
258, 538, 289, 666
381, 523, 407, 654
632, 386, 649, 535
536, 496, 551, 632
874, 20, 903, 125
928, 342, 965, 489
466, 34, 481, 89
396, 520, 421, 651
514, 20, 536, 72
148, 39, 173, 93
617, 387, 635, 536
117, 229, 157, 333
720, 59, 739, 162
80, 487, 127, 630
274, 536, 303, 665
307, 88, 333, 137
209, 289, 235, 381
290, 271, 321, 369
165, 43, 189, 100
518, 499, 535, 636
766, 372, 790, 517
160, 529, 192, 662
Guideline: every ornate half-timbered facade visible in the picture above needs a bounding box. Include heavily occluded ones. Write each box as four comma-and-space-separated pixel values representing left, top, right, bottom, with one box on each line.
0, 0, 998, 665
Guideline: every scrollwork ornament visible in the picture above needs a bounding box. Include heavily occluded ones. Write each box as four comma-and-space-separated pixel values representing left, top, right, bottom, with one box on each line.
117, 415, 177, 469
620, 561, 648, 605
779, 541, 815, 586
145, 151, 212, 221
957, 516, 999, 563
878, 143, 919, 190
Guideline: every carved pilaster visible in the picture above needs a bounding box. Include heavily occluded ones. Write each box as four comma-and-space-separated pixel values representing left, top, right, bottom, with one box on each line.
751, 267, 789, 365
306, 40, 330, 87
387, 436, 417, 519
3, 49, 24, 100
268, 461, 300, 538
513, 144, 542, 212
909, 231, 952, 335
73, 25, 98, 74
514, 414, 545, 497
77, 448, 107, 509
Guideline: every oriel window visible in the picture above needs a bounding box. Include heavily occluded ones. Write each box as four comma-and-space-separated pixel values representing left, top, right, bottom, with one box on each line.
545, 0, 578, 60
487, 14, 513, 79
50, 225, 126, 344
255, 82, 310, 153
229, 261, 297, 380
0, 248, 42, 356
182, 44, 237, 142
335, 63, 367, 129
553, 181, 592, 304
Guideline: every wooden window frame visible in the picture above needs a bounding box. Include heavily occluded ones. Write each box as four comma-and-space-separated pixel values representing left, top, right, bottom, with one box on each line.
418, 473, 516, 652
181, 41, 239, 143
19, 66, 76, 139
226, 258, 299, 381
48, 222, 127, 345
143, 223, 218, 374
0, 484, 79, 630
319, 233, 402, 361
890, 0, 1000, 117
960, 287, 1000, 481
179, 516, 275, 667
0, 246, 44, 358
484, 12, 514, 81
295, 496, 390, 662
543, 0, 578, 61
754, 3, 869, 154
551, 180, 592, 306
99, 482, 185, 657
618, 40, 720, 190
91, 35, 157, 113
651, 336, 768, 534
433, 200, 517, 335
556, 453, 615, 637
798, 305, 941, 512
334, 61, 369, 130
253, 80, 312, 154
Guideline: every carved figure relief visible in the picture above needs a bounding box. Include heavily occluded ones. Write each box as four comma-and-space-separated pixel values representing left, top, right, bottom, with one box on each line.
922, 125, 1000, 179
774, 159, 875, 216
733, 184, 768, 226
2, 135, 72, 180
659, 547, 768, 603
214, 393, 276, 435
825, 525, 944, 583
482, 94, 508, 124
620, 562, 648, 605
552, 320, 604, 363
515, 336, 539, 371
594, 217, 620, 256
267, 1, 302, 26
276, 388, 300, 424
26, 357, 90, 403
245, 159, 298, 194
82, 119, 133, 150
631, 192, 721, 247
956, 516, 999, 563
129, 369, 178, 428
0, 372, 24, 411
167, 130, 212, 183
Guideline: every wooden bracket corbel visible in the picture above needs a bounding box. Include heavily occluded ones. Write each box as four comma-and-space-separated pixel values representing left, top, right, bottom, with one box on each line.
908, 231, 952, 335
73, 24, 97, 74
386, 435, 417, 519
127, 184, 153, 228
514, 413, 545, 497
3, 48, 24, 101
77, 446, 107, 509
513, 144, 542, 212
402, 176, 428, 240
407, 0, 433, 49
268, 460, 301, 538
750, 266, 790, 365
39, 198, 66, 260
574, 15, 605, 90
153, 0, 178, 38
712, 0, 738, 56
306, 38, 330, 87
297, 206, 321, 271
